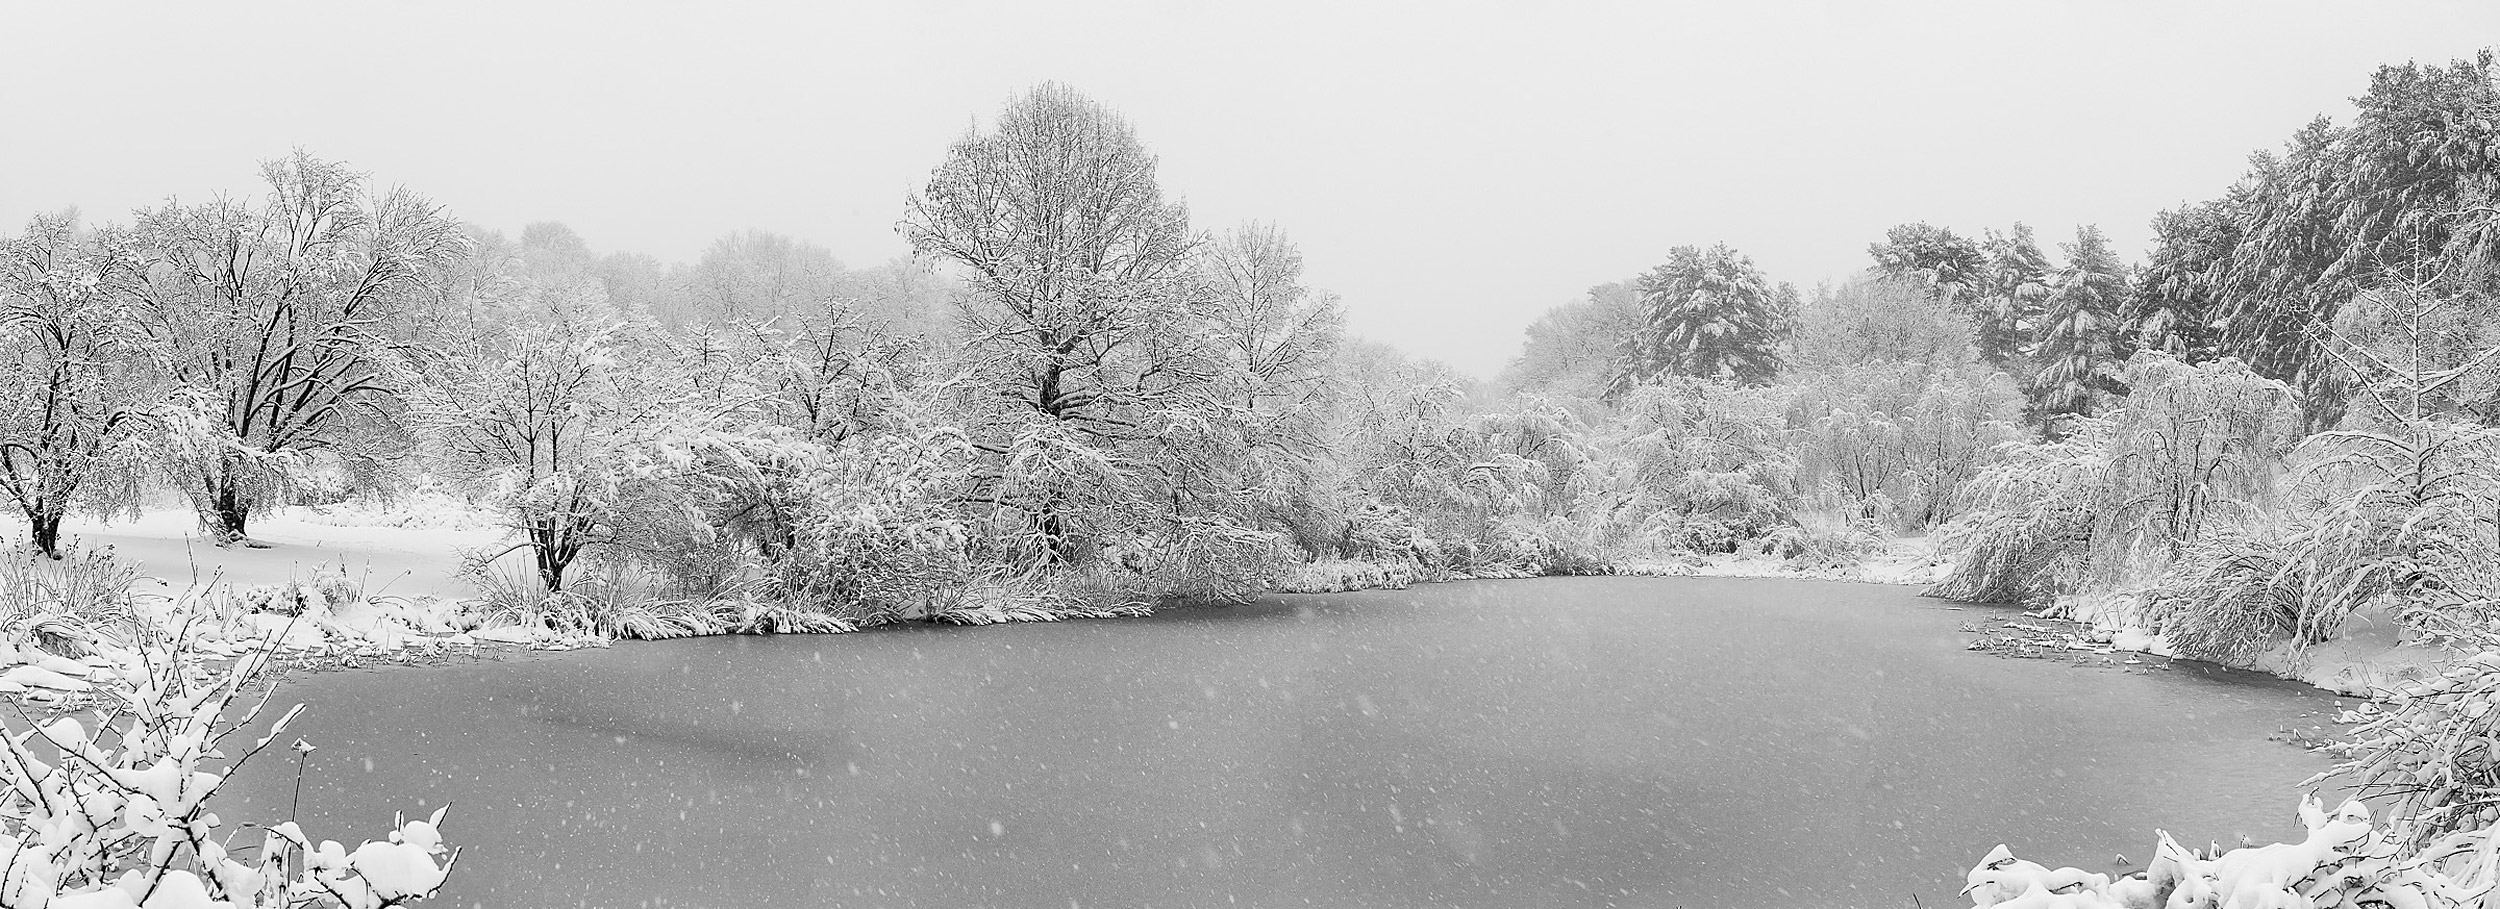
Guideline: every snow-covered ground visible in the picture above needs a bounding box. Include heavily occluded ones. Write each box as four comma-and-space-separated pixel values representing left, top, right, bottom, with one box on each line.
0, 507, 584, 702
61, 507, 497, 602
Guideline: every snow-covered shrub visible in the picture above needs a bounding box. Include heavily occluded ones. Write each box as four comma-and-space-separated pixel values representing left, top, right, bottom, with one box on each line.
1789, 364, 2023, 531
230, 572, 358, 620
1272, 559, 1420, 594
1511, 515, 1611, 576
1962, 795, 2491, 909
1759, 502, 1887, 573
2085, 355, 2302, 588
1657, 469, 1787, 554
1926, 423, 2108, 607
0, 645, 456, 908
474, 556, 724, 641
1117, 513, 1295, 605
621, 415, 983, 626
2319, 649, 2500, 849
2138, 523, 2310, 665
1931, 356, 2300, 611
1335, 501, 1430, 565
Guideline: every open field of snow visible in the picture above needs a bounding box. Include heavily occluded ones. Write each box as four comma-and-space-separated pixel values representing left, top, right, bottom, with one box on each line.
54, 508, 500, 602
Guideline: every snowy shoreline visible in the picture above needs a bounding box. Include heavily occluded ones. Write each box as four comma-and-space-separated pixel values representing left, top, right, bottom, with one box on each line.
4, 511, 2445, 707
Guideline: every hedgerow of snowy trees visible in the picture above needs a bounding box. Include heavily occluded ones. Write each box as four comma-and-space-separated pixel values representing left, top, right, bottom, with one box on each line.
0, 59, 2483, 645
0, 59, 2491, 663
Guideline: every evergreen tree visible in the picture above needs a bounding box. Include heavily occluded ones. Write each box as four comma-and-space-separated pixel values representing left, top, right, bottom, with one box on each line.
2199, 54, 2500, 427
2215, 119, 2354, 427
2127, 199, 2238, 361
2029, 226, 2131, 425
1976, 223, 2054, 366
1609, 243, 1790, 393
1868, 223, 1986, 302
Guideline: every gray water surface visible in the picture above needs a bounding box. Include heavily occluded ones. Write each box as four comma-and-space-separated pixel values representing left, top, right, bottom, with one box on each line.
214, 577, 2337, 908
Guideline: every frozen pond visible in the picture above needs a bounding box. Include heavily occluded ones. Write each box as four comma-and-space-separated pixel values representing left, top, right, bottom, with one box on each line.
214, 577, 2336, 908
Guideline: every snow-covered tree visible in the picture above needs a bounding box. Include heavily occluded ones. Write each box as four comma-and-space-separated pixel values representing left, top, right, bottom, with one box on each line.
1975, 223, 2054, 366
656, 230, 849, 332
1500, 281, 1640, 400
413, 276, 677, 594
1789, 274, 1976, 372
1790, 364, 2020, 529
2281, 272, 2500, 640
1196, 223, 1344, 423
2126, 199, 2237, 361
1610, 243, 1792, 391
902, 84, 1286, 593
129, 154, 468, 543
2158, 54, 2500, 427
731, 304, 924, 444
2028, 225, 2131, 425
1194, 223, 1345, 531
0, 214, 153, 558
1867, 222, 1986, 302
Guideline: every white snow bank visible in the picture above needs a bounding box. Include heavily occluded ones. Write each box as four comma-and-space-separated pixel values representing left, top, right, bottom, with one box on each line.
1966, 795, 2481, 909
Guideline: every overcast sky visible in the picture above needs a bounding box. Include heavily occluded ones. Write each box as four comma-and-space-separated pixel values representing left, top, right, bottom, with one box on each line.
4, 2, 2496, 377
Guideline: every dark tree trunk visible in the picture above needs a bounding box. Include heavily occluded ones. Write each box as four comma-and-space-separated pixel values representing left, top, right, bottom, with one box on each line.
199, 483, 253, 546
28, 511, 63, 560
531, 520, 581, 593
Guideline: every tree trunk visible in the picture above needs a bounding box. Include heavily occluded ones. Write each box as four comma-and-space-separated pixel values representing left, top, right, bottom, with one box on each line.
28, 510, 63, 560
198, 483, 253, 546
531, 520, 578, 593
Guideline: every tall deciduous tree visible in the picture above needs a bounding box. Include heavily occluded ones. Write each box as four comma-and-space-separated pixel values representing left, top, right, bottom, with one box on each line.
1790, 273, 1976, 372
130, 154, 468, 543
1501, 280, 1640, 400
662, 230, 848, 331
414, 275, 664, 593
1610, 243, 1791, 392
2029, 225, 2132, 424
1195, 223, 1346, 544
1196, 223, 1343, 423
0, 214, 153, 557
902, 83, 1282, 587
